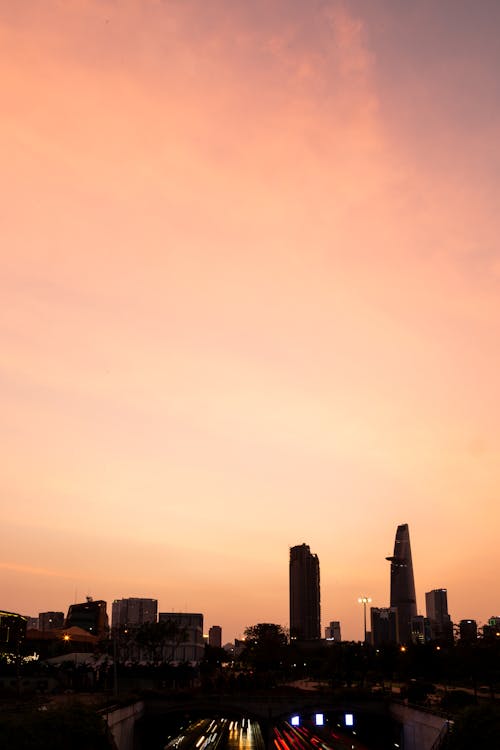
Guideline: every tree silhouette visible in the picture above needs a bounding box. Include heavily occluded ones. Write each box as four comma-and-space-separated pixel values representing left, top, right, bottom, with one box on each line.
241, 623, 288, 672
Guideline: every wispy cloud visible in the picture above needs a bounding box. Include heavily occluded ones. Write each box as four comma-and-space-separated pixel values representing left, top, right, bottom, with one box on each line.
1, 0, 500, 639
0, 562, 73, 580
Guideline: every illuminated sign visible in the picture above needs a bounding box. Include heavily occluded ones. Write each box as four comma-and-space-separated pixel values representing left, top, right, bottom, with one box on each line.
345, 714, 354, 727
291, 716, 300, 727
315, 714, 324, 726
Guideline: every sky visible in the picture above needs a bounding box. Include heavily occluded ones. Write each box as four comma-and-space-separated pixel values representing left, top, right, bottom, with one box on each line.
1, 0, 500, 642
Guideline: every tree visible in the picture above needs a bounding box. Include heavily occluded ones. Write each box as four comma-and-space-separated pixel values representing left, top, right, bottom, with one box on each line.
158, 619, 189, 663
203, 645, 230, 668
241, 623, 288, 672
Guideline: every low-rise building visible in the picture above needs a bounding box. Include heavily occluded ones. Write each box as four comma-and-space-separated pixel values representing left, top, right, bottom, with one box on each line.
0, 610, 27, 653
65, 598, 108, 637
158, 612, 204, 663
39, 611, 64, 631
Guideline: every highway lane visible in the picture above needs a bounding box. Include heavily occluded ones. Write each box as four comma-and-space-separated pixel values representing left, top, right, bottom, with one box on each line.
164, 718, 228, 750
163, 717, 370, 750
227, 719, 265, 750
274, 721, 371, 750
163, 717, 264, 750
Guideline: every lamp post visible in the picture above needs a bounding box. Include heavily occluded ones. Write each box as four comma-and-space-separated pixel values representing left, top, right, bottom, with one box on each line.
358, 597, 372, 643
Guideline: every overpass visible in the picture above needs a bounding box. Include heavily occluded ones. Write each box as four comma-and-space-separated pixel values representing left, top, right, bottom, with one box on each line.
105, 690, 450, 750
144, 691, 389, 721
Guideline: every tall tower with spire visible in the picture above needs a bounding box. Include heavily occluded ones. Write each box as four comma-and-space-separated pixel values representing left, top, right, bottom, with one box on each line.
386, 523, 417, 644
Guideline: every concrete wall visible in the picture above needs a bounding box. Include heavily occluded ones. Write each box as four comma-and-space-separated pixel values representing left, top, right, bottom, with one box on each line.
106, 701, 145, 750
390, 703, 449, 750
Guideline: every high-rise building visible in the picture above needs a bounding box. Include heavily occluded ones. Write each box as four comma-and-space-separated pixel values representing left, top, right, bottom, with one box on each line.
386, 524, 417, 644
289, 543, 321, 640
65, 598, 108, 636
425, 589, 452, 643
459, 619, 477, 642
325, 621, 341, 642
39, 611, 64, 631
208, 625, 222, 648
111, 598, 158, 628
410, 615, 431, 644
371, 607, 399, 646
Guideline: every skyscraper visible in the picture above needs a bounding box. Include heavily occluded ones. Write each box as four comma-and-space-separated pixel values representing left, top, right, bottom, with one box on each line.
425, 589, 452, 643
386, 524, 417, 644
289, 543, 321, 640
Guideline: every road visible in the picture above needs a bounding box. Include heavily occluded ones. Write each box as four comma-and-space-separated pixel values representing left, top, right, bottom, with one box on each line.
163, 718, 370, 750
273, 722, 371, 750
163, 717, 265, 750
227, 718, 265, 750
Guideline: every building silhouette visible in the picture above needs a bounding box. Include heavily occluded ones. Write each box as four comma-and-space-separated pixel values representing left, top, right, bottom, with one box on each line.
488, 615, 500, 632
208, 625, 222, 648
325, 621, 341, 642
483, 616, 500, 641
158, 612, 204, 663
411, 615, 431, 644
425, 589, 452, 643
459, 619, 477, 642
0, 610, 27, 652
111, 598, 158, 628
65, 598, 108, 637
386, 524, 417, 644
370, 607, 398, 646
39, 611, 64, 631
289, 543, 321, 640
488, 615, 500, 630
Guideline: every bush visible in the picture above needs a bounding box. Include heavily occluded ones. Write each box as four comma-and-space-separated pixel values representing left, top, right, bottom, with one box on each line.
448, 705, 500, 749
440, 689, 476, 711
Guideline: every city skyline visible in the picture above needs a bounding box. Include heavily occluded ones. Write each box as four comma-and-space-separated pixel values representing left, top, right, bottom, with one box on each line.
1, 1, 500, 642
11, 527, 497, 644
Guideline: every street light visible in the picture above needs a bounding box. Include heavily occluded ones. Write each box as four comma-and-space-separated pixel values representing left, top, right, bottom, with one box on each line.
358, 597, 372, 643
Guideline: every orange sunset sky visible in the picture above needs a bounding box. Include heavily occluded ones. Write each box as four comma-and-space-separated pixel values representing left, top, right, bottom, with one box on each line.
1, 0, 500, 642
